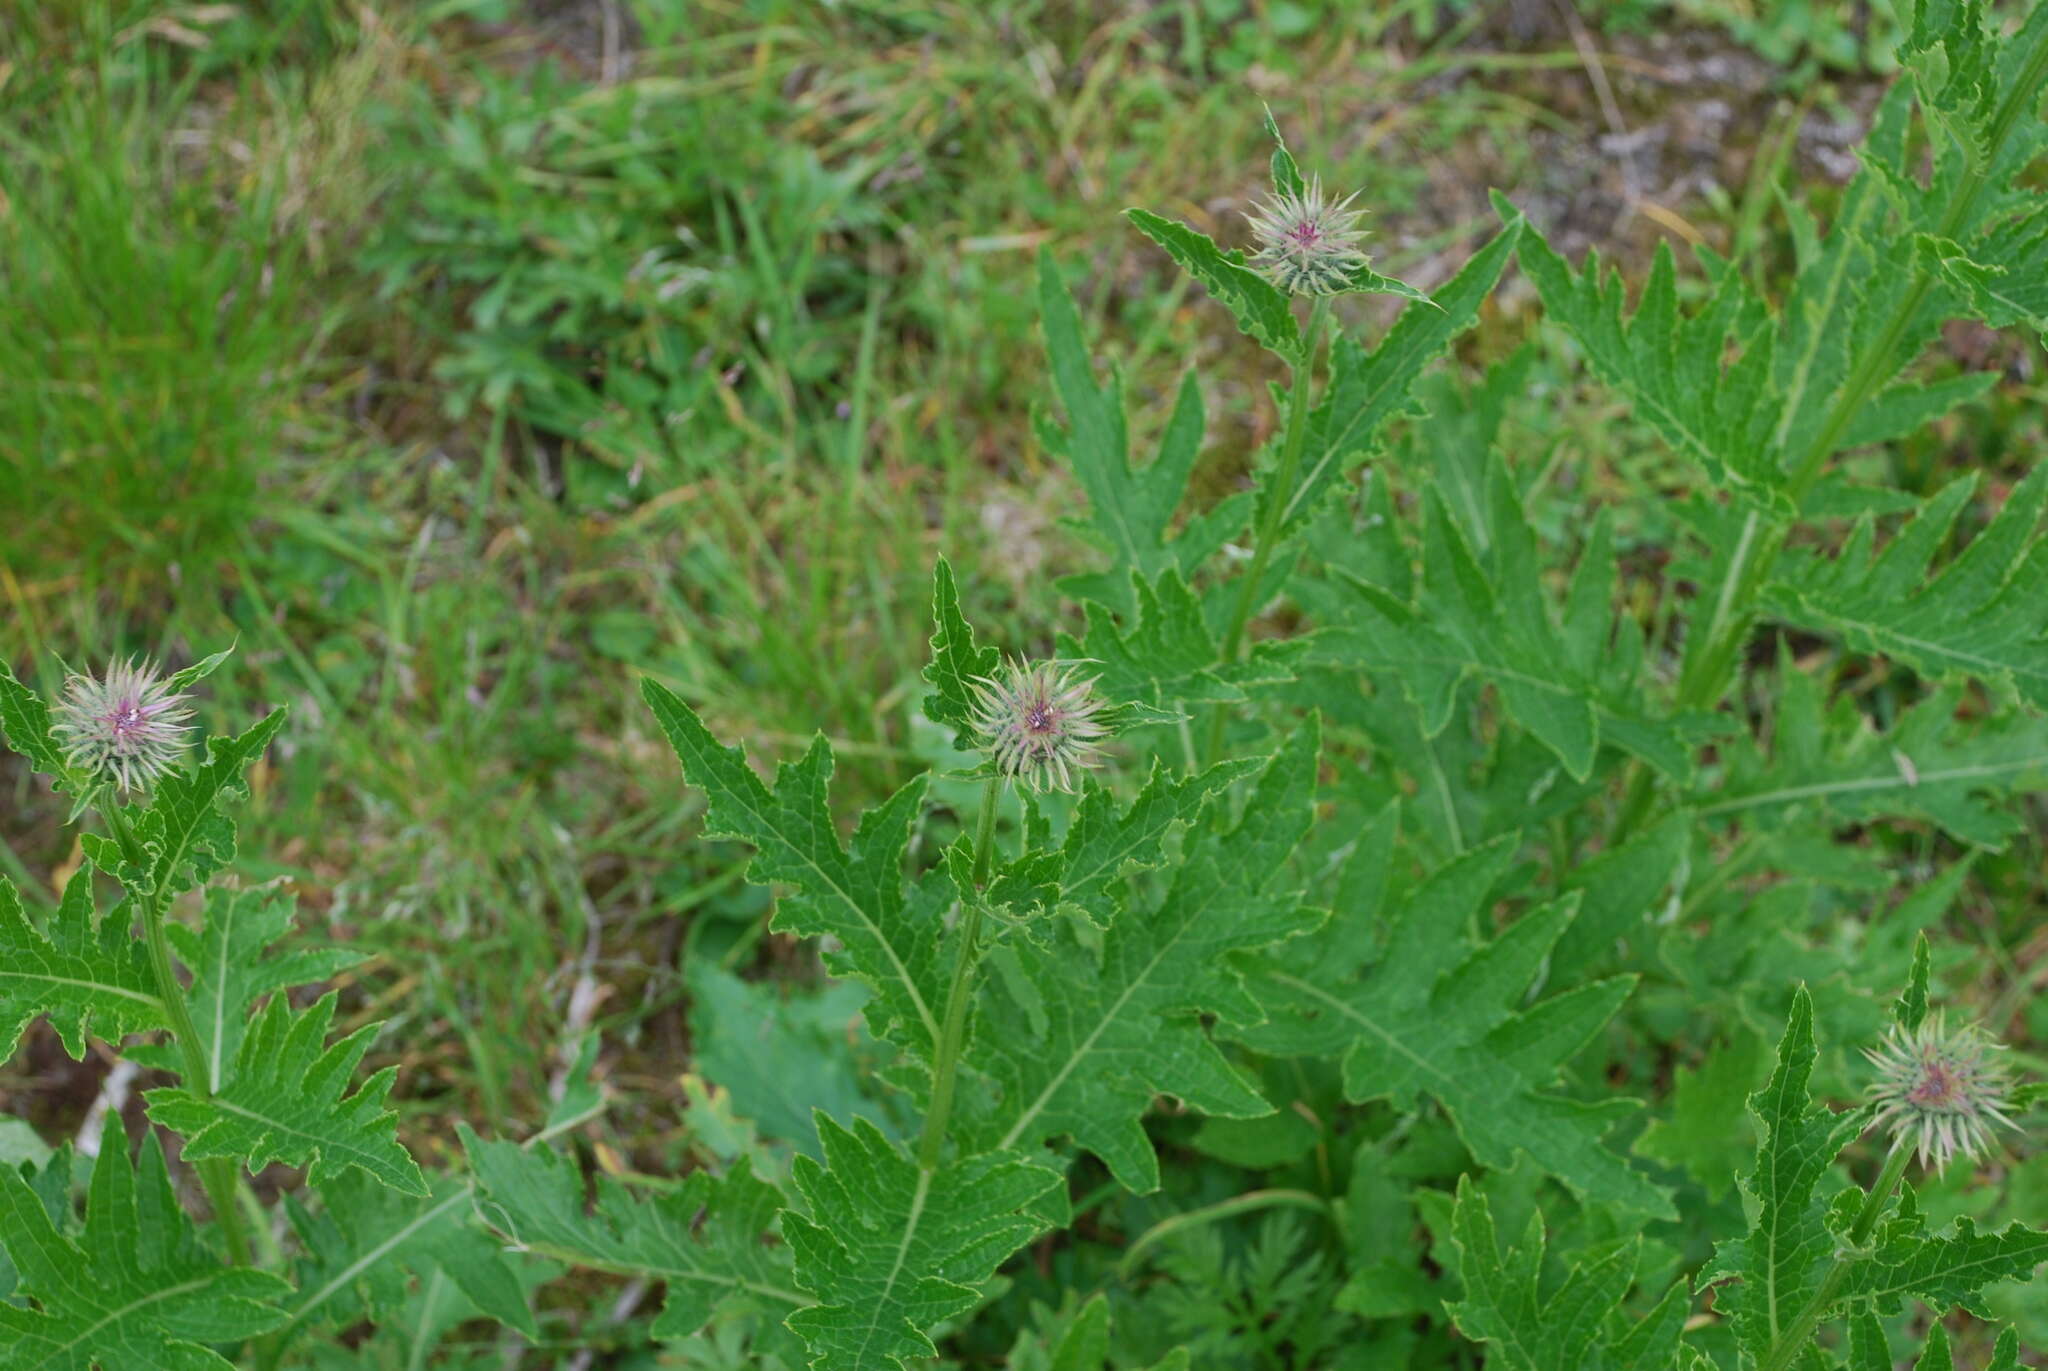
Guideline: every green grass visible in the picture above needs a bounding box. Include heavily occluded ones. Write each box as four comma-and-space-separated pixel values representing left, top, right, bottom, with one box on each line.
1, 0, 2041, 1330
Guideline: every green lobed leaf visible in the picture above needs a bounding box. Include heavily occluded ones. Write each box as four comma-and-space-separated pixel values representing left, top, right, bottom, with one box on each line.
686, 960, 894, 1154
1035, 254, 1243, 617
642, 678, 947, 1060
1334, 258, 1437, 305
0, 659, 77, 789
1125, 208, 1302, 358
1510, 203, 1789, 507
963, 721, 1325, 1191
148, 991, 426, 1195
127, 884, 365, 1092
83, 706, 288, 900
984, 755, 1259, 928
1312, 458, 1707, 782
1235, 820, 1674, 1218
1701, 649, 2048, 849
1634, 1031, 1769, 1202
1697, 987, 1867, 1366
1837, 370, 2000, 450
1446, 1178, 1690, 1370
463, 1127, 806, 1343
782, 1114, 1062, 1371
1835, 1185, 2048, 1319
1059, 567, 1305, 719
0, 865, 162, 1062
1763, 465, 2048, 711
0, 1123, 291, 1370
922, 557, 1002, 752
281, 1170, 536, 1342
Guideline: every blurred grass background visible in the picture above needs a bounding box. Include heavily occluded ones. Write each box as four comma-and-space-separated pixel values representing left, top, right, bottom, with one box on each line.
1, 0, 2038, 1177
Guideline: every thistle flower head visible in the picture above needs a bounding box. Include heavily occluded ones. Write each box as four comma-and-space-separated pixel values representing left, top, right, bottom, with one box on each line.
50, 658, 194, 793
1245, 175, 1371, 296
967, 658, 1107, 793
1865, 1015, 2017, 1173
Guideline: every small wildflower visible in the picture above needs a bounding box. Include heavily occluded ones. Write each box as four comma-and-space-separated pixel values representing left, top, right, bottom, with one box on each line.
1865, 1015, 2017, 1173
50, 658, 194, 793
1245, 176, 1371, 296
968, 658, 1107, 793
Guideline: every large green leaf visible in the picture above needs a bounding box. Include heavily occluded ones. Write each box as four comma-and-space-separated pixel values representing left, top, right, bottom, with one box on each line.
148, 991, 425, 1195
1124, 209, 1300, 359
1312, 457, 1709, 782
1697, 988, 1867, 1365
133, 884, 364, 1092
782, 1115, 1061, 1371
0, 865, 161, 1061
464, 1128, 806, 1343
1701, 651, 2048, 849
281, 1171, 536, 1343
985, 756, 1258, 927
1036, 255, 1246, 616
1059, 568, 1305, 719
0, 1124, 290, 1370
642, 679, 946, 1060
1446, 1179, 1689, 1370
1235, 815, 1673, 1218
1763, 466, 2048, 711
921, 557, 1002, 752
1838, 1188, 2048, 1318
1513, 215, 1787, 505
963, 721, 1324, 1191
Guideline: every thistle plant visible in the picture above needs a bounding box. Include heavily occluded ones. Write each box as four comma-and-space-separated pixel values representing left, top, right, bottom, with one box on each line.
2, 4, 2047, 1367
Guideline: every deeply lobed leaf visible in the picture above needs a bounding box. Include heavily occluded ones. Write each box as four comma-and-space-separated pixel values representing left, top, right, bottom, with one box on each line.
148, 991, 426, 1195
960, 721, 1325, 1191
0, 1124, 291, 1369
1236, 814, 1673, 1217
464, 1128, 804, 1344
642, 679, 946, 1061
782, 1115, 1062, 1371
0, 865, 161, 1062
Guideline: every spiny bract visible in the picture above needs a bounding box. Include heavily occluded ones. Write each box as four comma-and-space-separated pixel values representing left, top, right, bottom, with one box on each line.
967, 658, 1107, 792
50, 657, 194, 793
1245, 174, 1370, 296
1865, 1015, 2017, 1173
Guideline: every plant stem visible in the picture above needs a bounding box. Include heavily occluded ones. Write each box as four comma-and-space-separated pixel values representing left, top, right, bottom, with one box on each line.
103, 801, 253, 1266
1756, 1142, 1913, 1371
916, 777, 1002, 1170
1115, 1188, 1334, 1277
1203, 295, 1333, 766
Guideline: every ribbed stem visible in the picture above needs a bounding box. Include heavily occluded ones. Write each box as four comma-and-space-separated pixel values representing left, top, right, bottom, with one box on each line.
1204, 295, 1333, 765
1756, 1143, 1913, 1371
916, 777, 1002, 1170
104, 801, 252, 1266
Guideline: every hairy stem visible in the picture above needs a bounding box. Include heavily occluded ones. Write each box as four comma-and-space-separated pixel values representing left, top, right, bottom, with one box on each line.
103, 800, 252, 1266
1204, 295, 1333, 765
1756, 1142, 1913, 1371
917, 776, 1002, 1170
